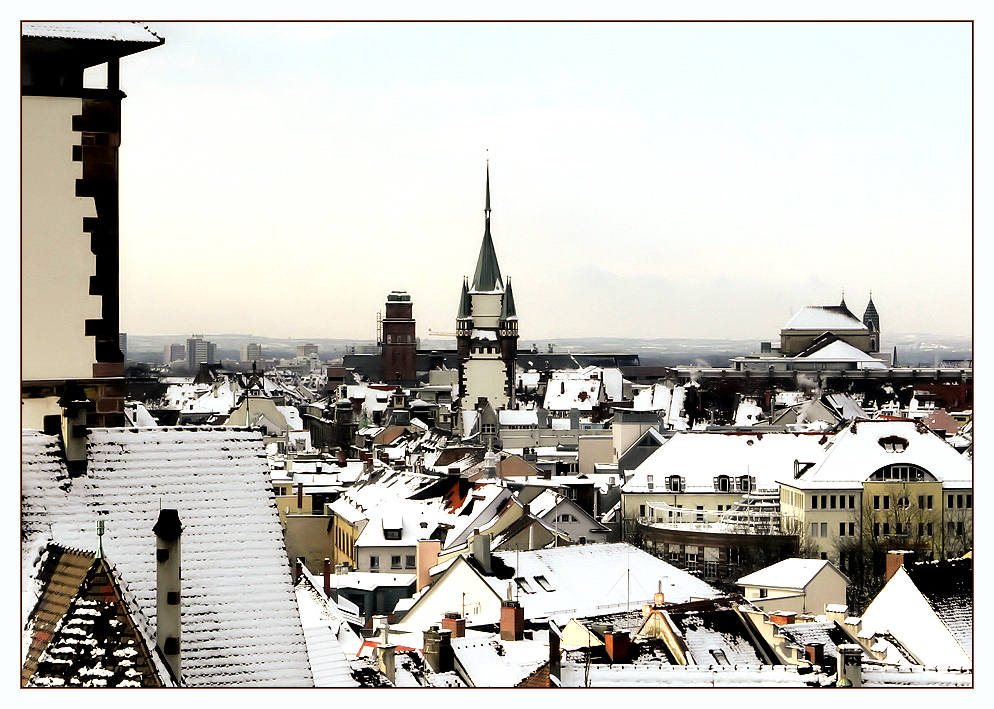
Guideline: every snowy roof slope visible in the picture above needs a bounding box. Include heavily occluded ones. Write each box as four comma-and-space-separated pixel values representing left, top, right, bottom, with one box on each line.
489, 543, 719, 622
784, 306, 866, 331
560, 663, 813, 687
786, 419, 972, 489
624, 431, 830, 493
451, 631, 550, 687
21, 428, 313, 687
22, 21, 163, 43
736, 558, 841, 590
799, 339, 886, 368
294, 579, 359, 687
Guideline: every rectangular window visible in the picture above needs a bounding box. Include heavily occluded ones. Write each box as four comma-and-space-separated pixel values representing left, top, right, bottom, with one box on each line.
927, 522, 933, 536
873, 522, 880, 538
849, 495, 856, 509
830, 495, 836, 509
957, 495, 963, 509
948, 494, 954, 508
696, 506, 704, 523
820, 522, 828, 537
685, 554, 698, 572
918, 523, 924, 537
639, 505, 646, 518
895, 522, 903, 535
840, 522, 846, 536
957, 522, 964, 536
948, 521, 955, 536
873, 495, 880, 509
405, 555, 415, 568
883, 522, 890, 535
812, 495, 818, 510
848, 522, 855, 537
966, 494, 972, 508
883, 496, 890, 510
759, 588, 768, 599
918, 495, 925, 510
927, 495, 933, 509
369, 555, 379, 571
821, 495, 827, 509
391, 555, 401, 569
811, 522, 818, 538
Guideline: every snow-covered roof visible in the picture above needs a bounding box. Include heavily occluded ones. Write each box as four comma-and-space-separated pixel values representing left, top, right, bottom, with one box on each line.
560, 663, 814, 687
543, 378, 603, 412
22, 21, 163, 43
624, 431, 831, 493
498, 409, 538, 427
450, 630, 550, 687
294, 579, 359, 687
784, 419, 973, 490
487, 543, 719, 623
799, 339, 886, 369
736, 558, 843, 590
783, 306, 866, 331
22, 428, 313, 687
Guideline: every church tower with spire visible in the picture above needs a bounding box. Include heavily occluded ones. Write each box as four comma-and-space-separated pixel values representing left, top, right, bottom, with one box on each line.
862, 292, 880, 353
455, 164, 519, 413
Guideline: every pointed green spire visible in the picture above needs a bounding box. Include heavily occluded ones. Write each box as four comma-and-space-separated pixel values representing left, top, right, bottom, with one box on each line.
501, 276, 517, 320
457, 277, 472, 319
471, 162, 503, 292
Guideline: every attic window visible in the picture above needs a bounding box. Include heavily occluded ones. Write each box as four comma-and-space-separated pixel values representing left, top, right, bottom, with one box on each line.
383, 528, 402, 540
534, 575, 555, 592
878, 436, 909, 452
514, 577, 535, 594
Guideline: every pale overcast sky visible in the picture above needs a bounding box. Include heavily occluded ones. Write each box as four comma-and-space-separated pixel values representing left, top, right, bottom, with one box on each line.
113, 21, 971, 341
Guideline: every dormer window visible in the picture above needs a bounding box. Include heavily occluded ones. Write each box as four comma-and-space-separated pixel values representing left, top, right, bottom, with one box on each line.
739, 475, 752, 492
716, 475, 730, 492
667, 475, 683, 492
383, 528, 402, 540
878, 436, 909, 452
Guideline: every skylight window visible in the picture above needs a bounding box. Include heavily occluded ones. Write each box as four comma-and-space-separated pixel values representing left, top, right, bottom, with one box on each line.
514, 577, 535, 594
534, 575, 555, 592
878, 436, 909, 452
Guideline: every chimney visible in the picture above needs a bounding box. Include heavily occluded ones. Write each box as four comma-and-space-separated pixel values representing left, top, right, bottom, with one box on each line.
378, 643, 396, 685
323, 557, 332, 597
770, 611, 796, 626
836, 644, 863, 687
654, 580, 665, 607
415, 539, 442, 592
296, 482, 303, 510
501, 599, 524, 642
569, 407, 579, 430
442, 612, 465, 638
294, 557, 303, 583
423, 625, 454, 673
337, 449, 347, 467
805, 642, 825, 668
469, 532, 492, 574
57, 382, 90, 475
548, 621, 562, 687
604, 630, 630, 664
560, 381, 565, 394
885, 550, 914, 582
153, 509, 183, 681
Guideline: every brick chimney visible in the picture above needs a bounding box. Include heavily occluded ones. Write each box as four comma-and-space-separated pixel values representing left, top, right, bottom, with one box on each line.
442, 612, 465, 639
805, 642, 825, 668
153, 508, 183, 682
604, 630, 630, 664
770, 611, 796, 626
323, 557, 332, 597
337, 449, 347, 467
501, 599, 524, 641
885, 550, 915, 582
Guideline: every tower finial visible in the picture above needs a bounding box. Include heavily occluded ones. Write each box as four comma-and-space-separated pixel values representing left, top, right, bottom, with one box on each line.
485, 155, 491, 216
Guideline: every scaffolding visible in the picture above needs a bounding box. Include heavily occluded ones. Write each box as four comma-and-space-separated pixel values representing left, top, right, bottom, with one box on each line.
645, 490, 784, 536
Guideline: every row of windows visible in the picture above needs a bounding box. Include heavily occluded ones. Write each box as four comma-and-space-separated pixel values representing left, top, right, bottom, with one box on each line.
947, 494, 972, 509
812, 494, 856, 510
368, 554, 416, 571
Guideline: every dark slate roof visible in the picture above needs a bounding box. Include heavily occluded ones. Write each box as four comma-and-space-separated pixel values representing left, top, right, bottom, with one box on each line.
777, 620, 861, 669
471, 220, 503, 292
907, 559, 972, 660
863, 296, 879, 328
457, 277, 472, 319
23, 545, 172, 687
21, 427, 314, 687
501, 277, 517, 320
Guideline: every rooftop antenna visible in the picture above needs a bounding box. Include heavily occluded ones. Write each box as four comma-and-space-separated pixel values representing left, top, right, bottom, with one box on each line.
95, 519, 105, 559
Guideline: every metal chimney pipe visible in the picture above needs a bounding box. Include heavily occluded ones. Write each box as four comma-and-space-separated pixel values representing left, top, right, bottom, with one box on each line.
153, 508, 183, 682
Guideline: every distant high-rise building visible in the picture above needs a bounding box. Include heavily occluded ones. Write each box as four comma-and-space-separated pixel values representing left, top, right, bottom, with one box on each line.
296, 343, 319, 359
164, 343, 186, 364
379, 290, 416, 383
242, 343, 263, 361
186, 335, 216, 369
455, 164, 518, 411
20, 23, 164, 428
